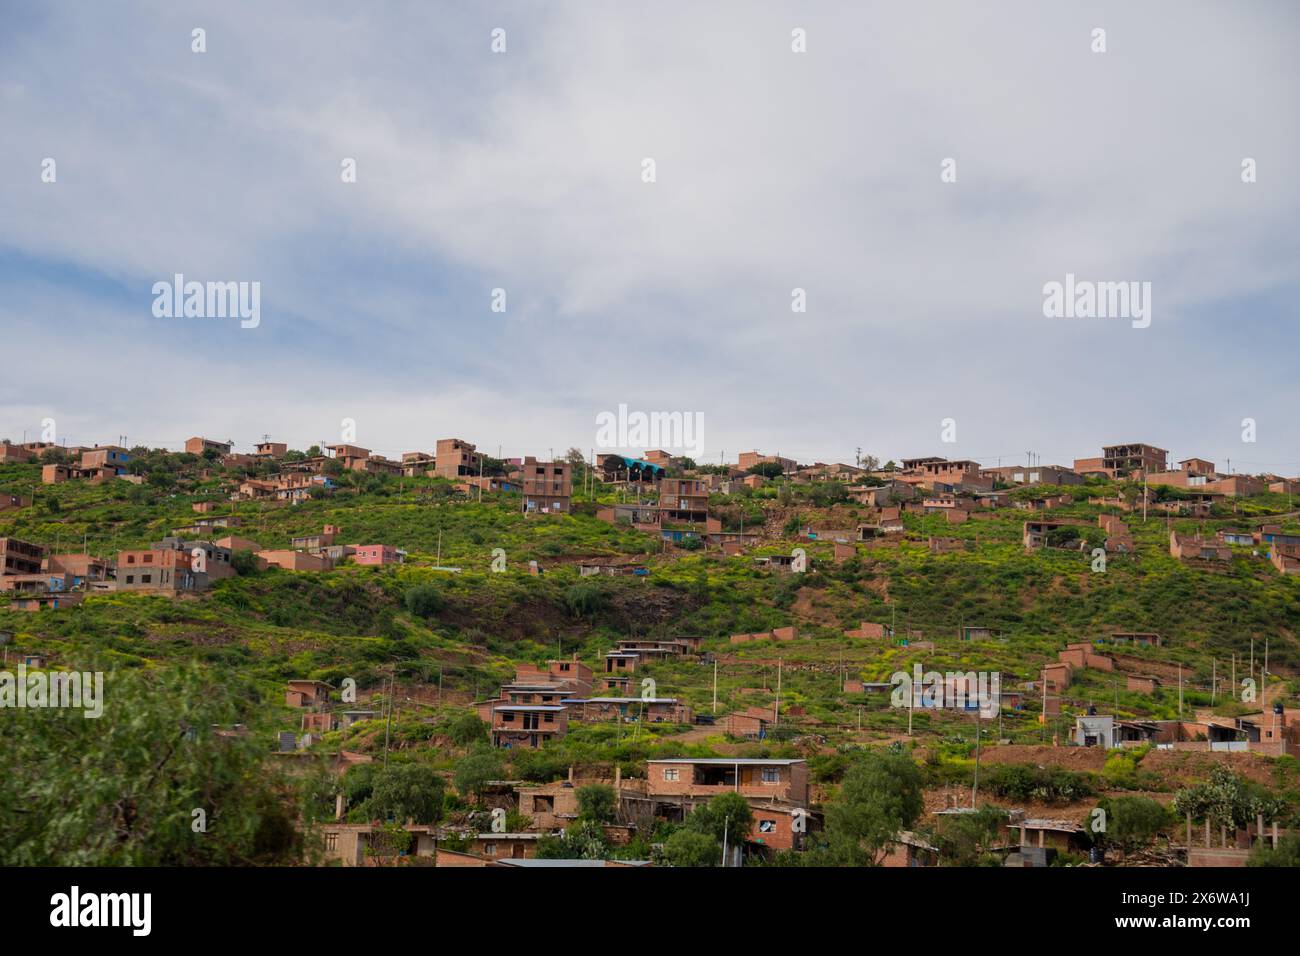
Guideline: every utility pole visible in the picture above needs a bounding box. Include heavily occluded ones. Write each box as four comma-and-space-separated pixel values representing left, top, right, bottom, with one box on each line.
1041, 667, 1048, 740
1178, 664, 1184, 718
774, 659, 782, 725
382, 670, 395, 767
712, 660, 718, 714
1211, 659, 1217, 705
972, 710, 981, 808
721, 814, 730, 868
908, 674, 914, 737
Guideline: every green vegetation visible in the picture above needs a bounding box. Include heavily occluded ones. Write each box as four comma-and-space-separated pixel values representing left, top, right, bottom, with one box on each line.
2, 453, 1299, 866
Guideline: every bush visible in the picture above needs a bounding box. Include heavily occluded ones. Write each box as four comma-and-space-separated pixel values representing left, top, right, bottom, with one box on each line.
576, 784, 617, 824
662, 828, 719, 867
563, 581, 608, 617
404, 584, 445, 618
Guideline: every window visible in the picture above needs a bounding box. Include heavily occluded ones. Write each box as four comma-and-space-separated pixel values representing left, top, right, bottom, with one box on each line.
663, 768, 679, 781
543, 713, 554, 724
502, 712, 514, 722
141, 574, 152, 584
324, 833, 338, 851
761, 767, 780, 783
125, 575, 134, 584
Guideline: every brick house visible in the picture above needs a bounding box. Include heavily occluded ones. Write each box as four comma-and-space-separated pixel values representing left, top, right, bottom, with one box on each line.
982, 464, 1084, 487
1101, 443, 1169, 477
1108, 631, 1162, 646
285, 679, 333, 708
1170, 531, 1231, 561
184, 437, 233, 456
915, 459, 993, 491
604, 652, 638, 675
629, 764, 811, 853
1206, 475, 1267, 497
434, 438, 482, 480
258, 550, 333, 572
643, 758, 809, 806
0, 537, 45, 576
1270, 542, 1300, 575
738, 451, 796, 474
521, 457, 572, 514
116, 548, 203, 592
657, 477, 709, 525
570, 697, 693, 724
1022, 518, 1092, 549
725, 706, 774, 739
80, 445, 130, 479
491, 704, 568, 749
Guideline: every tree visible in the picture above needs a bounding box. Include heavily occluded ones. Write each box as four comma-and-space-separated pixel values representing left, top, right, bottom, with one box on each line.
748, 461, 784, 479
1172, 766, 1283, 838
662, 828, 719, 867
821, 750, 924, 865
404, 583, 445, 619
536, 819, 608, 860
366, 763, 444, 825
230, 549, 260, 576
1248, 833, 1300, 867
687, 792, 754, 847
563, 581, 607, 618
576, 784, 617, 824
1097, 796, 1171, 856
923, 805, 1008, 866
443, 711, 489, 749
0, 663, 304, 866
453, 751, 503, 803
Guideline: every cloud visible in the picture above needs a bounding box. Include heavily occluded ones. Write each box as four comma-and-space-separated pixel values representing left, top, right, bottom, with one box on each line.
1, 1, 1297, 471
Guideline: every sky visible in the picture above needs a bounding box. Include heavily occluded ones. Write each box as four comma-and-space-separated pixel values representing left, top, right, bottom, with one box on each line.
2, 1, 1298, 474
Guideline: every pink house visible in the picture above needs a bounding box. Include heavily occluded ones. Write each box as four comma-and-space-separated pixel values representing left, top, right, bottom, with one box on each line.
351, 544, 403, 566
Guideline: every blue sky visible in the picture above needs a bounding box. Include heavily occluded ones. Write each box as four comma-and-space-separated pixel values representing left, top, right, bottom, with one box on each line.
2, 1, 1298, 473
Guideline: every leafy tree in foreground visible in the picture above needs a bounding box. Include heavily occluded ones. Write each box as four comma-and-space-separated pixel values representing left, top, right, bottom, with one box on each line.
820, 749, 924, 866
0, 663, 303, 866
